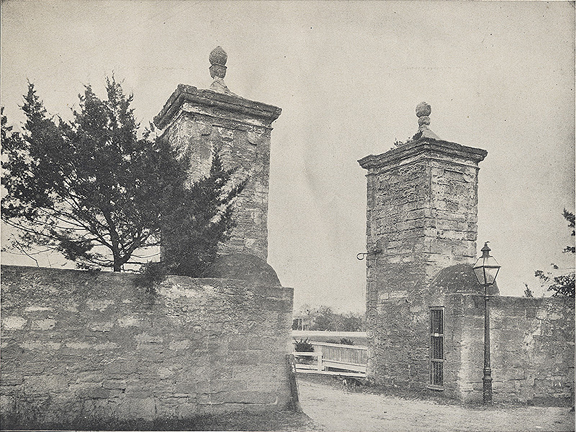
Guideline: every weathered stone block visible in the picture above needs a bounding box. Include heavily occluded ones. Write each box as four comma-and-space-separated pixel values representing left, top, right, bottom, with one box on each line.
85, 299, 115, 312
3, 316, 27, 330
21, 340, 62, 351
168, 339, 191, 351
218, 390, 278, 405
176, 401, 199, 418
117, 315, 141, 327
1, 375, 23, 386
76, 386, 111, 399
123, 397, 156, 421
89, 321, 114, 332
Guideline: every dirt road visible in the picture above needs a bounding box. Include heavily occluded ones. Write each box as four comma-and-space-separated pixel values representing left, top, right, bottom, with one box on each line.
298, 377, 574, 432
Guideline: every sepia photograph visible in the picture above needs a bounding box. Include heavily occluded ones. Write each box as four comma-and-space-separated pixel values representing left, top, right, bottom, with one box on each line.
1, 1, 574, 430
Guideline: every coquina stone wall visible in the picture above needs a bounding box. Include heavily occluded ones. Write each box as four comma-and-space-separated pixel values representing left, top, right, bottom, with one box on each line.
447, 294, 574, 404
0, 265, 293, 427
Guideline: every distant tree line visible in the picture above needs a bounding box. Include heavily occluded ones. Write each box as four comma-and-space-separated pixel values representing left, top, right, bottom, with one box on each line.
292, 305, 365, 332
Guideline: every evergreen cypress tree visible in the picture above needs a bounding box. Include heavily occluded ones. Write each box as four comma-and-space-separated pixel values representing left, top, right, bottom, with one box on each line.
2, 79, 244, 274
161, 151, 246, 277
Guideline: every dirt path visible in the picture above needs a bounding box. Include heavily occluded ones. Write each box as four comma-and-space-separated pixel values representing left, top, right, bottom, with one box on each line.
298, 378, 574, 432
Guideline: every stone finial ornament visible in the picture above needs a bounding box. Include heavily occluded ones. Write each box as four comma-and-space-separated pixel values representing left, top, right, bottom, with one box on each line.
209, 46, 227, 79
416, 101, 431, 118
414, 101, 440, 140
209, 46, 234, 95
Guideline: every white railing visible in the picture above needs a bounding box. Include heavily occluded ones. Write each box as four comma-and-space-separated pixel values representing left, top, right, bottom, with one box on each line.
292, 330, 367, 340
292, 341, 368, 375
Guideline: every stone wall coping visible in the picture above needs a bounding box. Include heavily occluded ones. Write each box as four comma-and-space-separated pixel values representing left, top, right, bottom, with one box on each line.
358, 138, 488, 171
0, 265, 292, 294
154, 84, 282, 129
445, 291, 575, 307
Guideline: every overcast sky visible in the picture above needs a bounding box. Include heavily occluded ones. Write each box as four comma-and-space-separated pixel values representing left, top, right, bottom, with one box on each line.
2, 1, 574, 311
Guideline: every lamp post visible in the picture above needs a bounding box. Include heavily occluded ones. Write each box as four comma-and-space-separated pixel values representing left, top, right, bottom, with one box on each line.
473, 242, 501, 404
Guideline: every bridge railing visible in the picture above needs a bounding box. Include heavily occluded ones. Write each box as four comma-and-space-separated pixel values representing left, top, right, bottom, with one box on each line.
292, 341, 367, 374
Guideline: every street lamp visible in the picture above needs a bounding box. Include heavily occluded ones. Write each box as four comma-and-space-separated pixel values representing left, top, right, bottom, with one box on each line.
473, 242, 501, 404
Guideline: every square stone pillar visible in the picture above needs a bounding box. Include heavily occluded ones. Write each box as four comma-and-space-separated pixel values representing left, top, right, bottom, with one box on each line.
359, 138, 487, 292
154, 49, 281, 261
358, 103, 487, 388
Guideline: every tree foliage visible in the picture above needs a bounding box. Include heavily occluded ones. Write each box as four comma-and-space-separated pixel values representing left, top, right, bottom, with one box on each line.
562, 209, 575, 254
535, 210, 575, 298
2, 79, 244, 274
523, 283, 534, 298
160, 151, 246, 277
293, 305, 365, 332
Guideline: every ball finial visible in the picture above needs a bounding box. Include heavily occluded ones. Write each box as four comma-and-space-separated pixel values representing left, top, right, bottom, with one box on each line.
416, 102, 431, 118
412, 102, 440, 140
416, 102, 432, 127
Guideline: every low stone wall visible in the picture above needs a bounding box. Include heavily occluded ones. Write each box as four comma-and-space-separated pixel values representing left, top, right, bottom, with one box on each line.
366, 290, 574, 406
0, 265, 293, 427
450, 294, 574, 404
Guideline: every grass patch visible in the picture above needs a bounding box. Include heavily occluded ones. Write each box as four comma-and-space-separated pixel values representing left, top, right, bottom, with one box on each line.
1, 410, 317, 431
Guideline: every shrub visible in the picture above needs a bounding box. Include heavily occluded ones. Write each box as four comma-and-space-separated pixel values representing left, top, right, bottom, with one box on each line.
134, 261, 167, 293
293, 338, 314, 352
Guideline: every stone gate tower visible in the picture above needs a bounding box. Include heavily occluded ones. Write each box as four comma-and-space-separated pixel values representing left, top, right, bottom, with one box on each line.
154, 47, 281, 261
358, 103, 487, 388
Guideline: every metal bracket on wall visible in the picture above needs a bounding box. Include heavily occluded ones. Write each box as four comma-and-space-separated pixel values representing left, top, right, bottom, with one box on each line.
356, 249, 382, 261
